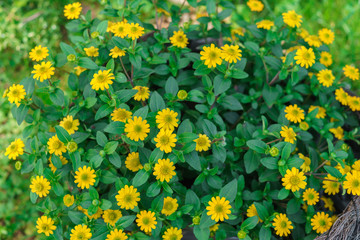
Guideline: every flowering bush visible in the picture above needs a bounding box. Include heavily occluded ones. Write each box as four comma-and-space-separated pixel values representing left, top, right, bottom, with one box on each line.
3, 0, 360, 239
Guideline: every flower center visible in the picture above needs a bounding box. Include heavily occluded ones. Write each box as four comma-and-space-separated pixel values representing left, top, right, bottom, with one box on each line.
108, 212, 117, 221
36, 49, 43, 55
124, 194, 133, 203
280, 221, 288, 228
289, 176, 300, 185
53, 140, 62, 149
160, 165, 170, 175
39, 66, 46, 73
41, 224, 49, 231
134, 125, 143, 133
332, 182, 339, 188
117, 110, 127, 119
10, 144, 17, 150
177, 35, 183, 41
303, 52, 311, 60
307, 193, 314, 200
131, 27, 137, 33
164, 201, 173, 211
97, 74, 107, 82
77, 232, 86, 240
138, 87, 146, 94
209, 51, 218, 59
165, 115, 173, 123
214, 204, 223, 213
197, 137, 207, 147
70, 7, 76, 12
170, 234, 178, 240
142, 217, 150, 225
81, 173, 89, 182
35, 183, 44, 192
63, 120, 73, 130
353, 180, 360, 188
160, 135, 170, 145
319, 219, 326, 227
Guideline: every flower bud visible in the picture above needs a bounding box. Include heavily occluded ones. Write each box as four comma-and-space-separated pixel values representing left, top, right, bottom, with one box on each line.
92, 199, 99, 206
299, 121, 309, 131
99, 150, 106, 157
91, 31, 100, 38
278, 159, 286, 167
237, 230, 247, 239
15, 161, 22, 170
67, 141, 78, 153
192, 216, 200, 225
341, 143, 349, 151
144, 163, 151, 172
177, 90, 188, 100
67, 54, 76, 62
270, 146, 279, 157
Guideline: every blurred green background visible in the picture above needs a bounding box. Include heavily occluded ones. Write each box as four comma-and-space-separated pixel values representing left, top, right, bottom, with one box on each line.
0, 0, 359, 239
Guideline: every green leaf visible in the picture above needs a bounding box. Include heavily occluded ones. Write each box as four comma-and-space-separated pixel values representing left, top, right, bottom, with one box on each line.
165, 77, 179, 95
244, 41, 259, 53
115, 73, 127, 83
254, 202, 269, 220
109, 152, 121, 168
96, 20, 108, 35
146, 182, 161, 197
324, 166, 342, 179
116, 89, 138, 102
68, 211, 84, 225
55, 125, 72, 143
133, 106, 149, 119
230, 69, 249, 79
259, 226, 271, 240
260, 157, 278, 169
89, 186, 99, 200
184, 151, 201, 171
95, 104, 114, 120
30, 191, 38, 204
287, 198, 300, 215
104, 141, 118, 154
281, 143, 292, 160
199, 211, 216, 228
241, 216, 258, 230
15, 104, 29, 125
96, 131, 108, 147
60, 42, 77, 56
51, 154, 62, 169
149, 148, 164, 163
185, 190, 201, 212
214, 75, 231, 96
206, 0, 216, 14
246, 140, 268, 154
132, 169, 150, 187
79, 57, 98, 69
104, 122, 125, 135
219, 179, 238, 202
202, 119, 217, 138
244, 150, 260, 174
49, 88, 65, 106
100, 199, 112, 210
117, 215, 136, 228
278, 188, 290, 200
149, 91, 165, 112
193, 226, 210, 240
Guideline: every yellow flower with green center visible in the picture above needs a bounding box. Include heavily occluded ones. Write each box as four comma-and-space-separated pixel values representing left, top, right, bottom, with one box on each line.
125, 116, 150, 141
125, 152, 143, 172
64, 2, 82, 20
32, 61, 55, 82
318, 28, 335, 45
221, 44, 242, 63
70, 224, 92, 240
246, 0, 264, 12
162, 227, 183, 240
282, 10, 302, 28
36, 216, 56, 236
302, 188, 319, 205
343, 65, 359, 80
49, 155, 68, 173
299, 153, 311, 172
272, 213, 293, 237
78, 206, 103, 219
200, 44, 223, 68
310, 212, 332, 234
90, 69, 115, 91
153, 158, 176, 182
322, 174, 340, 195
116, 185, 140, 210
282, 167, 307, 192
206, 196, 231, 222
343, 170, 360, 195
194, 134, 211, 152
84, 46, 99, 57
106, 21, 117, 32
30, 176, 51, 197
320, 51, 333, 67
133, 86, 150, 101
111, 21, 130, 38
161, 197, 178, 216
308, 105, 326, 119
305, 35, 322, 48
294, 46, 315, 68
136, 210, 157, 233
348, 96, 360, 111
210, 224, 219, 233
63, 194, 75, 207
156, 108, 179, 131
60, 115, 80, 134
336, 161, 351, 175
47, 135, 66, 156
335, 88, 349, 105
154, 129, 177, 153
127, 23, 145, 40
256, 20, 274, 30
320, 196, 335, 212
74, 166, 96, 189
106, 229, 128, 240
5, 138, 25, 160
246, 204, 262, 222
329, 126, 344, 140
111, 108, 132, 123
280, 126, 297, 144
170, 30, 189, 48
317, 69, 335, 87
6, 84, 26, 107
297, 28, 309, 39
352, 160, 360, 171
29, 45, 49, 62
103, 209, 122, 226
109, 46, 126, 58
285, 104, 305, 123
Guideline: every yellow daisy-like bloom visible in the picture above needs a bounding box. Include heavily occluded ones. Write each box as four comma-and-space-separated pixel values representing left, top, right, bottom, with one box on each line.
49, 155, 68, 173
282, 167, 307, 192
246, 0, 264, 12
154, 129, 177, 153
162, 227, 183, 240
336, 161, 351, 175
111, 21, 130, 38
106, 229, 128, 240
103, 209, 122, 226
318, 28, 335, 45
125, 116, 150, 141
84, 46, 99, 57
209, 224, 219, 233
156, 108, 179, 131
299, 153, 311, 172
63, 194, 75, 207
30, 176, 51, 197
60, 115, 80, 135
272, 213, 293, 237
36, 216, 56, 236
317, 69, 335, 87
111, 108, 132, 123
194, 134, 211, 152
78, 206, 103, 219
308, 105, 326, 119
90, 69, 115, 91
109, 46, 126, 58
298, 28, 309, 39
6, 84, 26, 107
136, 210, 157, 233
343, 170, 360, 195
285, 104, 305, 123
170, 30, 189, 48
47, 135, 66, 156
280, 126, 297, 144
133, 86, 150, 101
125, 152, 143, 172
153, 158, 176, 182
282, 10, 302, 28
106, 21, 117, 33
161, 197, 178, 216
5, 138, 25, 160
256, 20, 274, 30
64, 2, 82, 20
335, 88, 349, 106
323, 174, 340, 195
127, 23, 145, 40
70, 225, 92, 240
74, 66, 86, 76
320, 52, 333, 67
305, 35, 322, 48
343, 65, 359, 80
29, 45, 49, 62
206, 196, 231, 222
246, 204, 262, 222
302, 188, 319, 205
329, 126, 344, 140
74, 166, 96, 189
311, 212, 332, 234
32, 61, 55, 82
116, 185, 140, 210
294, 46, 315, 68
348, 96, 360, 111
321, 196, 335, 212
200, 44, 223, 68
231, 27, 245, 39
352, 160, 360, 171
221, 44, 242, 63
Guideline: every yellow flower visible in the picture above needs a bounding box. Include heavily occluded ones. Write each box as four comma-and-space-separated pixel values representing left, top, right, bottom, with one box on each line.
280, 126, 297, 144
231, 27, 245, 38
318, 28, 335, 45
285, 104, 305, 123
36, 216, 56, 236
116, 185, 140, 210
352, 160, 360, 171
206, 196, 231, 222
109, 46, 126, 58
157, 8, 171, 16
282, 10, 302, 28
194, 134, 211, 152
153, 158, 176, 182
343, 65, 359, 80
299, 121, 309, 131
305, 35, 322, 48
106, 21, 117, 33
170, 30, 189, 48
311, 212, 332, 234
246, 0, 264, 12
60, 115, 80, 135
136, 210, 157, 233
323, 174, 340, 195
329, 126, 344, 140
74, 66, 86, 76
308, 105, 326, 119
84, 46, 99, 57
47, 135, 66, 156
161, 197, 178, 216
320, 52, 333, 67
335, 88, 349, 106
127, 23, 145, 40
30, 176, 51, 197
29, 45, 49, 61
272, 213, 293, 237
299, 153, 311, 172
246, 204, 262, 222
321, 196, 335, 212
111, 21, 130, 38
221, 44, 242, 63
5, 138, 25, 160
111, 108, 132, 122
90, 69, 115, 91
294, 46, 315, 68
70, 225, 92, 240
154, 129, 177, 153
78, 206, 103, 219
162, 227, 182, 240
317, 69, 335, 87
302, 188, 319, 205
348, 96, 360, 111
49, 155, 68, 173
133, 86, 150, 101
106, 229, 128, 240
256, 20, 274, 30
343, 170, 360, 195
125, 116, 150, 141
125, 152, 143, 172
282, 167, 307, 192
74, 166, 96, 189
209, 224, 219, 232
298, 28, 309, 39
32, 61, 55, 82
103, 209, 122, 226
63, 194, 75, 207
6, 84, 26, 107
156, 108, 179, 131
200, 44, 223, 68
